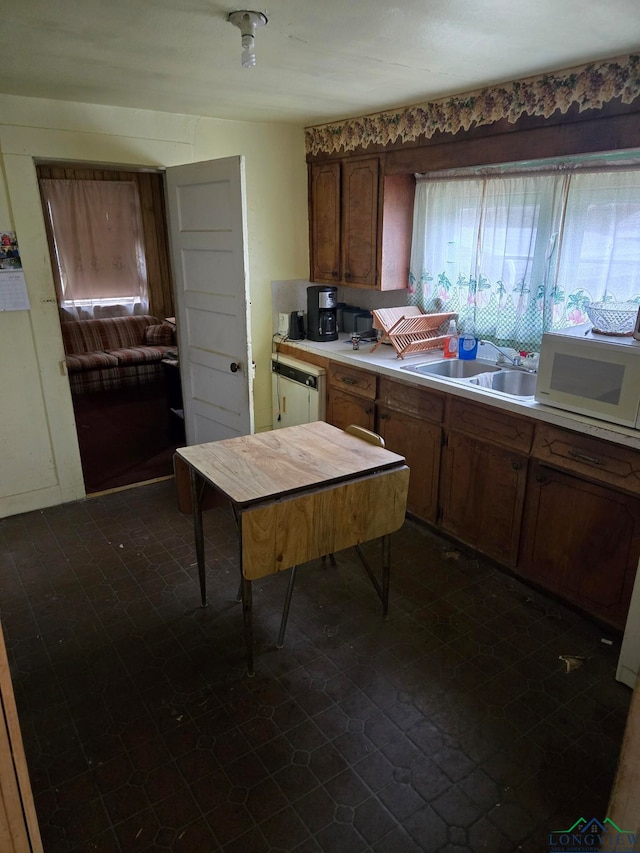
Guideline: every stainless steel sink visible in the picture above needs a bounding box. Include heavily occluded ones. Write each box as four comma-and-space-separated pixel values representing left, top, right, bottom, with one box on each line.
401, 358, 501, 379
400, 356, 538, 398
470, 369, 537, 397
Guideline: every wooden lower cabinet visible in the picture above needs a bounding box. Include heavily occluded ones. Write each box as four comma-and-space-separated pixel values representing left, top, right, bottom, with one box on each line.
439, 398, 532, 568
376, 377, 444, 524
327, 388, 375, 431
326, 363, 376, 431
440, 430, 528, 567
378, 405, 441, 523
518, 461, 640, 630
281, 349, 640, 629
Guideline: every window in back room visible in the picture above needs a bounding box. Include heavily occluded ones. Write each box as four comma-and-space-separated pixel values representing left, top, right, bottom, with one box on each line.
36, 165, 175, 322
40, 177, 149, 319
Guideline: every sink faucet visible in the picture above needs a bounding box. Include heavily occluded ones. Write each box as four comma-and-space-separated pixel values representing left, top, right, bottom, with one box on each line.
478, 340, 522, 366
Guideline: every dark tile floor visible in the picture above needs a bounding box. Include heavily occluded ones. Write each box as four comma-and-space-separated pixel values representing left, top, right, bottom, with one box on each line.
0, 479, 632, 852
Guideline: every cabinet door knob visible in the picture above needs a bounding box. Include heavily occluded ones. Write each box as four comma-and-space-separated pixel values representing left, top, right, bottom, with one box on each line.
511, 461, 522, 471
536, 474, 548, 484
344, 271, 351, 281
332, 270, 338, 278
230, 362, 240, 373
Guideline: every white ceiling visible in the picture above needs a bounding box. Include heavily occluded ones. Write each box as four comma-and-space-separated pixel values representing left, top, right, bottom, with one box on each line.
3, 0, 640, 127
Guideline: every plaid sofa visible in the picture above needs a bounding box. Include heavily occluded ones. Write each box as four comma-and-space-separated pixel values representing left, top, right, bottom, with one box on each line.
61, 315, 176, 394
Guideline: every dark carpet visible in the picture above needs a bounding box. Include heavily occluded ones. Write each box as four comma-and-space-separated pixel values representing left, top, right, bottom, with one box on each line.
72, 384, 183, 493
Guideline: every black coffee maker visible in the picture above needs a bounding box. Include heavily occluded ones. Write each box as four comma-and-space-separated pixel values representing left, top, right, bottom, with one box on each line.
307, 285, 338, 342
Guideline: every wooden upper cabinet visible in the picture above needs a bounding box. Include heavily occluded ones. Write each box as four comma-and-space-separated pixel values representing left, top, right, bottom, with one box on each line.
309, 162, 341, 284
379, 172, 415, 292
308, 157, 414, 291
341, 158, 379, 286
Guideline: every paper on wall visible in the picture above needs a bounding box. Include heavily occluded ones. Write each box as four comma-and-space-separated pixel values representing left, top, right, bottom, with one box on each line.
0, 230, 30, 312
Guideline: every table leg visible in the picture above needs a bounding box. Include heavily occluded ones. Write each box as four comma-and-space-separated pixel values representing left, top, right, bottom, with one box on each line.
381, 534, 391, 618
277, 566, 297, 649
355, 535, 391, 617
189, 468, 207, 607
240, 576, 254, 677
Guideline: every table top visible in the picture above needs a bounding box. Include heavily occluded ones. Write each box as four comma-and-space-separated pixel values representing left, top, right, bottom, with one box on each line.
176, 421, 405, 507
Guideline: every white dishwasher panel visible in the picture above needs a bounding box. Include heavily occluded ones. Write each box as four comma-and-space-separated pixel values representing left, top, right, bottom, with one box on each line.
271, 353, 326, 429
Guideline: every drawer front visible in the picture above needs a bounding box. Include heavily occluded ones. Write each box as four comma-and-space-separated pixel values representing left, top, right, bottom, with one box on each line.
448, 398, 534, 453
328, 363, 377, 401
379, 377, 444, 423
532, 423, 640, 496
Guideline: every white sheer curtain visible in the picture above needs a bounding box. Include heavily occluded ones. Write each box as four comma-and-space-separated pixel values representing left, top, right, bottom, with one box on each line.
40, 179, 148, 318
408, 177, 484, 323
409, 167, 640, 350
409, 174, 565, 350
554, 171, 640, 323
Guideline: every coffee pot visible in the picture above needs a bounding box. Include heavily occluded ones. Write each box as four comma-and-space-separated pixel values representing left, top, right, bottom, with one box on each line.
307, 286, 338, 342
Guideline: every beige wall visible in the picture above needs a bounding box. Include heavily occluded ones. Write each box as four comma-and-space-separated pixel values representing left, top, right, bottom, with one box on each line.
0, 95, 308, 518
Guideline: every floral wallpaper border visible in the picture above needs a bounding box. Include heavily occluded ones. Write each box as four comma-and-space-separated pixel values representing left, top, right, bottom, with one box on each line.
305, 53, 640, 157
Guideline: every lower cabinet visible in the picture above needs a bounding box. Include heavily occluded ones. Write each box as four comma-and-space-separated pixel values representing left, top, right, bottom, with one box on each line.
281, 346, 640, 630
439, 398, 533, 567
328, 389, 375, 431
378, 407, 441, 524
518, 461, 640, 630
377, 377, 443, 524
326, 363, 376, 431
440, 430, 528, 567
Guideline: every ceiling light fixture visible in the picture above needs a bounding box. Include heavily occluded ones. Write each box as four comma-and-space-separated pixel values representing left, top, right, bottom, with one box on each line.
227, 10, 268, 69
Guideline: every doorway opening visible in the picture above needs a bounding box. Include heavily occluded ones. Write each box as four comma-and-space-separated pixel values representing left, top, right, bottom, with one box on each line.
37, 163, 182, 493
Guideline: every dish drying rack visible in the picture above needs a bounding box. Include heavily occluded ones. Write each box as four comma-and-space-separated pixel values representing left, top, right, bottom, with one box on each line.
370, 307, 456, 358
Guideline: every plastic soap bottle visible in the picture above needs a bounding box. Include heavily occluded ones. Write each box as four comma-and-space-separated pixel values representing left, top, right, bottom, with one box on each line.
443, 319, 458, 359
458, 320, 479, 360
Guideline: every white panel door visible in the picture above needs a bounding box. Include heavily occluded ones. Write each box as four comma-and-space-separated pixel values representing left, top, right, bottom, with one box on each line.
165, 157, 254, 445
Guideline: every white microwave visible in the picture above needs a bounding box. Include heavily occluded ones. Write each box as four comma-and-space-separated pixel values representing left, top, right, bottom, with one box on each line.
535, 323, 640, 429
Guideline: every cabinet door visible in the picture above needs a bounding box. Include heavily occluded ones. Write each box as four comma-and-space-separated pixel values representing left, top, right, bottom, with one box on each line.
309, 162, 341, 283
519, 462, 640, 630
341, 158, 379, 287
378, 406, 441, 524
440, 431, 528, 567
327, 388, 375, 432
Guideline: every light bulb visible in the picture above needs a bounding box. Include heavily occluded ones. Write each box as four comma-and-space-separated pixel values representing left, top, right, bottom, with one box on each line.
241, 33, 255, 68
228, 11, 267, 68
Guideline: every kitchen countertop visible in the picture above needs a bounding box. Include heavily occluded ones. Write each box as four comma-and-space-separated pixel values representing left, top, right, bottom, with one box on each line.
274, 334, 640, 452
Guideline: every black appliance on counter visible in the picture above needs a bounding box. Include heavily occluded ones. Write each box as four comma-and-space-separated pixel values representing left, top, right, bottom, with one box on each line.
307, 285, 338, 342
288, 311, 305, 340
